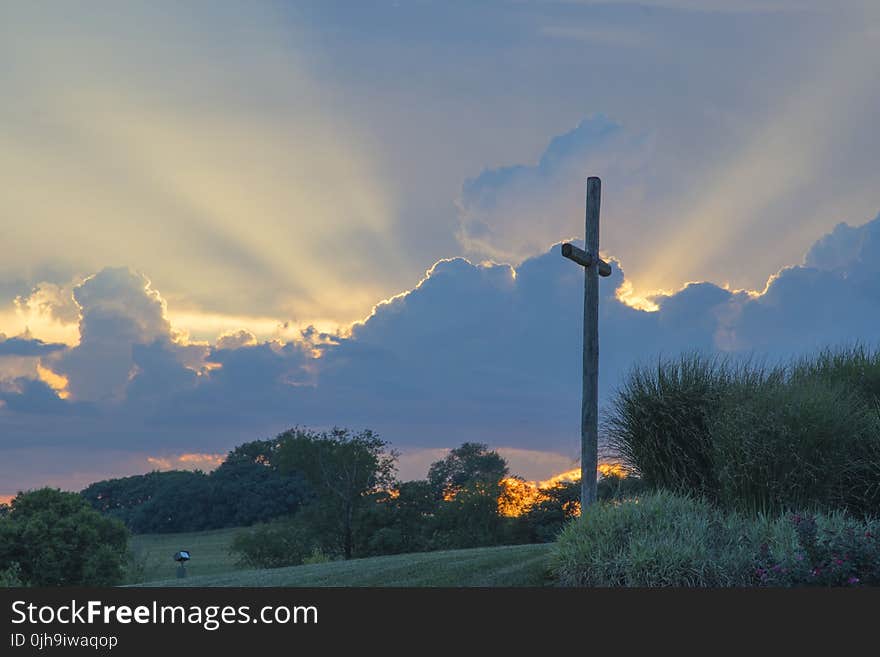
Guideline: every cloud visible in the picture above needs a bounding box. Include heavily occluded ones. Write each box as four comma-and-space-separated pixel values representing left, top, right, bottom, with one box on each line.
0, 335, 66, 357
215, 330, 258, 350
54, 268, 197, 402
0, 379, 70, 415
456, 115, 652, 265
0, 2, 404, 327
146, 452, 225, 472
4, 209, 880, 494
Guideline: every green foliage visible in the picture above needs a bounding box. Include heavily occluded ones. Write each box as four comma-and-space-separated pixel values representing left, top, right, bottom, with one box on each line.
597, 472, 647, 501
275, 427, 397, 559
712, 379, 880, 514
754, 512, 880, 586
0, 488, 130, 586
301, 547, 332, 565
425, 443, 509, 549
0, 562, 22, 587
607, 349, 880, 515
553, 491, 880, 587
354, 481, 437, 556
433, 481, 507, 549
427, 442, 508, 499
81, 452, 310, 533
552, 491, 759, 587
230, 517, 318, 569
516, 481, 581, 544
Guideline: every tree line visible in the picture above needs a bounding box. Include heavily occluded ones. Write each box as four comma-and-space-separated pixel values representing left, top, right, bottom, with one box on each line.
1, 426, 641, 584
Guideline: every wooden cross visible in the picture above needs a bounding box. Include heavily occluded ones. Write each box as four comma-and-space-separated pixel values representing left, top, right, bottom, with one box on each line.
561, 176, 611, 510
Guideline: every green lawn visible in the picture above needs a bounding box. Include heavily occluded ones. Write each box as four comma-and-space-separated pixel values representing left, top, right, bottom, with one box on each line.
127, 528, 245, 585
131, 542, 553, 587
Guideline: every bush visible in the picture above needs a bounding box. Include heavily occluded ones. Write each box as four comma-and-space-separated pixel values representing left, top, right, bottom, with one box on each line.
552, 492, 880, 587
552, 491, 758, 587
0, 562, 22, 587
754, 512, 880, 586
607, 349, 880, 516
230, 518, 318, 569
606, 355, 755, 498
0, 489, 130, 586
712, 380, 880, 515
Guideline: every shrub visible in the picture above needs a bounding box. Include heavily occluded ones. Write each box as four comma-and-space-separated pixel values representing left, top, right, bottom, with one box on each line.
597, 472, 647, 501
301, 547, 332, 565
552, 492, 880, 587
754, 512, 880, 586
0, 562, 22, 587
712, 380, 880, 515
552, 491, 758, 587
230, 518, 318, 569
607, 349, 880, 516
606, 355, 760, 499
790, 345, 880, 404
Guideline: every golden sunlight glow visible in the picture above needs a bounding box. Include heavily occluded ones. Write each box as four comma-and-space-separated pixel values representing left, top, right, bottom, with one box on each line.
36, 364, 70, 399
614, 279, 660, 312
146, 453, 225, 472
497, 461, 627, 517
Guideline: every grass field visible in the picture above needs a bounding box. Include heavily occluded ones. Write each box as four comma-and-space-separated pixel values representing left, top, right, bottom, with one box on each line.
130, 541, 553, 587
127, 528, 245, 585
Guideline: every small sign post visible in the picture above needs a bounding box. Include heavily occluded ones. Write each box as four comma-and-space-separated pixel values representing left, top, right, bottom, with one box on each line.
174, 550, 190, 579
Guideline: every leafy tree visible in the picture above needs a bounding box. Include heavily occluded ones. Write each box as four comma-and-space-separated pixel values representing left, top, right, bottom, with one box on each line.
427, 442, 508, 500
0, 488, 129, 586
81, 451, 310, 533
427, 443, 510, 549
517, 481, 581, 543
221, 439, 283, 468
275, 427, 396, 559
355, 481, 438, 556
207, 460, 310, 528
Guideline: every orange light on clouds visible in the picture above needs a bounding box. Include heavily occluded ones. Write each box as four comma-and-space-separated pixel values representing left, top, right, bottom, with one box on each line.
36, 364, 70, 399
146, 453, 225, 472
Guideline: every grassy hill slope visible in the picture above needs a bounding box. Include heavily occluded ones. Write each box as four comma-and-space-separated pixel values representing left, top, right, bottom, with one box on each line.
132, 543, 553, 587
127, 527, 245, 584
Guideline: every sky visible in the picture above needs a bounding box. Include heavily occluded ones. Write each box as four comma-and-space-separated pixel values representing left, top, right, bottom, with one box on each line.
2, 0, 880, 498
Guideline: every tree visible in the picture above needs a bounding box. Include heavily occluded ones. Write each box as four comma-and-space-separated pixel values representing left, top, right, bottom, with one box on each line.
355, 481, 438, 556
0, 488, 129, 586
81, 448, 310, 533
427, 442, 508, 500
427, 443, 510, 548
221, 439, 283, 468
518, 481, 581, 543
275, 427, 396, 559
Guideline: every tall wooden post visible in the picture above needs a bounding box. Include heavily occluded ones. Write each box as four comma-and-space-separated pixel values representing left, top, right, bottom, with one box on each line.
581, 177, 601, 508
561, 177, 610, 511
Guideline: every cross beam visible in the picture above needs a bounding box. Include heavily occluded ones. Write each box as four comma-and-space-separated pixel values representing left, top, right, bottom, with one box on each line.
561, 243, 612, 277
560, 176, 608, 510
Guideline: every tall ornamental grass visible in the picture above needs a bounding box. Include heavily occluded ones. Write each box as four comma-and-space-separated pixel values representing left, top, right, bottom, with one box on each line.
606, 347, 880, 516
